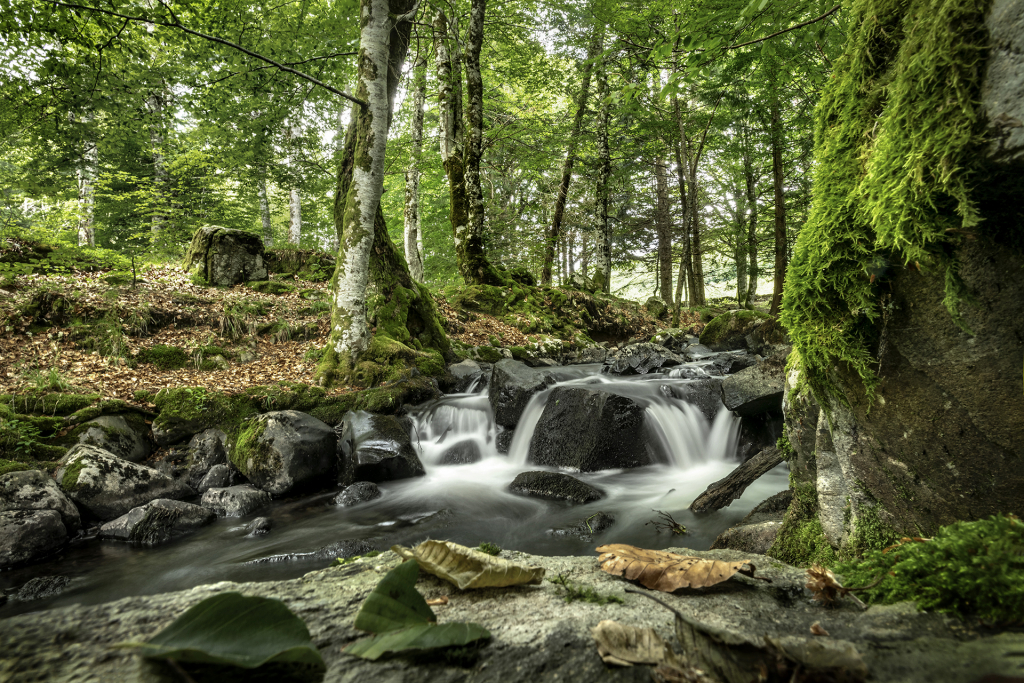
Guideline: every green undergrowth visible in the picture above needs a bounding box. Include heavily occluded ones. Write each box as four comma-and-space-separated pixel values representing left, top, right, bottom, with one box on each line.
477, 542, 502, 556
247, 280, 296, 295
837, 514, 1024, 623
549, 574, 624, 605
779, 0, 992, 407
136, 344, 189, 370
768, 477, 838, 568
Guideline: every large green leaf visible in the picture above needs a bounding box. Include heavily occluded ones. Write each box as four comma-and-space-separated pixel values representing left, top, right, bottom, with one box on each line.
118, 592, 325, 670
346, 559, 491, 660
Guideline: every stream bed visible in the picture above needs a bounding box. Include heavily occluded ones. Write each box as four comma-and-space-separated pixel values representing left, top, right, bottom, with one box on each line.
0, 361, 789, 617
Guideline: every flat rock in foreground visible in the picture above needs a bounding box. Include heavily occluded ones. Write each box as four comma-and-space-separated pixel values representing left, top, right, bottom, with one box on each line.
0, 548, 1020, 683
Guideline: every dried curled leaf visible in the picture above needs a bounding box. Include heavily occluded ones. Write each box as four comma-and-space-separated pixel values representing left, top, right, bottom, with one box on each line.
596, 544, 766, 592
393, 541, 545, 590
592, 619, 671, 666
806, 564, 868, 609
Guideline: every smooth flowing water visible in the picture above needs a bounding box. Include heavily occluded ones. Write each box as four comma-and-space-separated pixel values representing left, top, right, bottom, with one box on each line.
0, 362, 789, 617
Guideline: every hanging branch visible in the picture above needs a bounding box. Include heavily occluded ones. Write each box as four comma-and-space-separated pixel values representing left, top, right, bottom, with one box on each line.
724, 4, 842, 50
48, 0, 368, 107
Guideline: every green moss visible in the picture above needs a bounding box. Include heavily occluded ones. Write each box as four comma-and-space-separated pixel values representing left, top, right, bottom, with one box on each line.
61, 458, 85, 491
846, 504, 901, 557
477, 542, 502, 556
776, 428, 794, 461
136, 344, 190, 371
248, 280, 296, 295
0, 460, 35, 476
836, 514, 1024, 623
474, 346, 502, 363
549, 574, 624, 605
133, 390, 155, 403
65, 399, 135, 425
508, 346, 529, 360
8, 391, 100, 416
699, 309, 770, 346
768, 477, 838, 567
780, 0, 991, 407
231, 417, 273, 478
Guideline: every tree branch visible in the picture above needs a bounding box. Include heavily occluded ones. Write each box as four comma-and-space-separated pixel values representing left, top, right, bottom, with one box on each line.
724, 4, 842, 50
48, 0, 368, 107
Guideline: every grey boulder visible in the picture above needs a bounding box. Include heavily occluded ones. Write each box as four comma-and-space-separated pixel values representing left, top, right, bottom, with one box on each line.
186, 428, 229, 488
508, 471, 604, 504
721, 360, 786, 416
201, 485, 271, 517
232, 411, 338, 496
195, 463, 233, 493
0, 469, 81, 534
448, 359, 486, 393
603, 342, 684, 375
182, 226, 268, 286
527, 386, 652, 471
55, 445, 193, 521
75, 415, 150, 463
337, 411, 425, 485
488, 359, 554, 428
0, 510, 66, 568
99, 499, 215, 546
439, 440, 482, 465
332, 481, 382, 507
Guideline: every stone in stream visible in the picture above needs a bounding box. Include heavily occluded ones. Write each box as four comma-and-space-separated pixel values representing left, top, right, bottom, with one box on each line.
99, 499, 215, 546
698, 309, 773, 352
337, 411, 425, 485
332, 481, 382, 507
488, 359, 556, 428
74, 414, 151, 463
448, 359, 486, 393
185, 428, 229, 489
508, 471, 604, 504
55, 444, 194, 521
660, 378, 725, 421
0, 469, 81, 535
245, 517, 272, 535
244, 538, 381, 565
195, 463, 231, 493
602, 342, 684, 375
710, 489, 792, 554
549, 511, 616, 542
0, 511, 66, 568
439, 439, 482, 465
720, 357, 787, 416
8, 575, 71, 602
563, 346, 608, 365
527, 386, 652, 472
232, 410, 338, 496
201, 485, 271, 517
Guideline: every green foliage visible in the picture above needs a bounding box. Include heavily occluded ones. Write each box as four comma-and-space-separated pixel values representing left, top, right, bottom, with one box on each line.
117, 592, 325, 670
136, 344, 189, 370
768, 478, 838, 567
776, 428, 794, 461
347, 560, 491, 661
836, 515, 1024, 623
248, 280, 296, 295
477, 542, 501, 556
549, 574, 624, 605
331, 550, 381, 566
780, 0, 991, 406
21, 367, 73, 393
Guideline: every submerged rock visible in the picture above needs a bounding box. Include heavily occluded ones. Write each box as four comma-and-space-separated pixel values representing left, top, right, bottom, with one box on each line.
550, 511, 616, 541
245, 517, 272, 535
244, 537, 380, 565
75, 414, 151, 463
337, 411, 425, 485
332, 481, 382, 507
508, 471, 604, 504
488, 359, 555, 428
8, 575, 71, 602
55, 445, 193, 521
99, 499, 215, 546
439, 440, 482, 465
233, 410, 338, 496
528, 387, 652, 472
603, 342, 684, 375
201, 485, 271, 517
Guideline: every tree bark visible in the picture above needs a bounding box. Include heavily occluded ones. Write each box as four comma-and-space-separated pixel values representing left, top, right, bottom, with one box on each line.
542, 26, 602, 286
76, 113, 97, 248
148, 85, 167, 239
689, 447, 783, 513
258, 174, 273, 248
287, 119, 303, 246
594, 61, 612, 293
671, 139, 693, 324
769, 93, 787, 315
403, 57, 426, 282
742, 124, 759, 309
655, 155, 672, 301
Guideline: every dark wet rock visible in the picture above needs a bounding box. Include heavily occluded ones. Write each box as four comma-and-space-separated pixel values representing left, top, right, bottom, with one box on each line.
550, 511, 616, 541
508, 471, 604, 504
650, 329, 698, 353
661, 378, 725, 421
496, 426, 515, 454
99, 499, 215, 546
488, 359, 555, 428
710, 490, 793, 562
8, 575, 71, 602
2, 548, 1023, 683
448, 359, 486, 393
563, 346, 608, 365
699, 309, 772, 352
195, 463, 231, 493
742, 489, 794, 523
244, 537, 380, 565
332, 481, 382, 507
185, 428, 229, 488
721, 360, 786, 416
75, 415, 150, 463
233, 410, 338, 496
0, 469, 81, 535
182, 226, 268, 286
56, 445, 194, 521
528, 387, 651, 472
439, 440, 482, 465
603, 342, 684, 375
151, 414, 203, 448
200, 485, 271, 517
524, 357, 560, 368
0, 510, 66, 568
723, 352, 759, 374
337, 411, 425, 485
736, 411, 784, 462
245, 517, 272, 535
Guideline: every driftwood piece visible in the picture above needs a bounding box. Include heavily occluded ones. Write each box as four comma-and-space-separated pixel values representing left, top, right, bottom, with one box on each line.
689, 447, 783, 513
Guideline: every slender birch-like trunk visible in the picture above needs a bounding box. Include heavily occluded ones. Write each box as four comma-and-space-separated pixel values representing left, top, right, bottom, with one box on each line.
76, 113, 97, 248
403, 57, 426, 281
258, 175, 273, 247
742, 124, 759, 308
287, 119, 303, 246
148, 85, 167, 238
654, 155, 672, 301
594, 48, 612, 294
542, 26, 602, 285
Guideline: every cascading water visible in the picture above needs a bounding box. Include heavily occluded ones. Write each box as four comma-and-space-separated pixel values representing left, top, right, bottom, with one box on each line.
0, 360, 788, 618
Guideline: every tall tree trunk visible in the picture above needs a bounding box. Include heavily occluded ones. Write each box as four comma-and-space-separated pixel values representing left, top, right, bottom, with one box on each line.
769, 93, 787, 315
742, 125, 759, 309
258, 174, 273, 248
318, 0, 421, 386
655, 155, 672, 301
287, 119, 303, 246
403, 57, 426, 282
148, 85, 167, 240
735, 192, 749, 306
594, 47, 612, 294
542, 26, 602, 285
672, 139, 693, 325
567, 226, 576, 279
76, 113, 96, 248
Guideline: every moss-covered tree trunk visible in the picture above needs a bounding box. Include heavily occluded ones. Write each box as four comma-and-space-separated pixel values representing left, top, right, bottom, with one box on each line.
594, 50, 613, 295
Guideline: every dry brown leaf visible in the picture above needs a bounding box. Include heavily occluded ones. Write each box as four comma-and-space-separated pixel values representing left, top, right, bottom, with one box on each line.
393, 541, 545, 590
425, 596, 449, 606
592, 620, 671, 666
809, 621, 829, 637
806, 564, 868, 609
595, 544, 765, 592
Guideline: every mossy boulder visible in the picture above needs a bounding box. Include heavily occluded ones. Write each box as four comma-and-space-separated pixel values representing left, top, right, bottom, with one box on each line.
248, 280, 296, 295
135, 344, 189, 371
182, 227, 268, 286
644, 296, 668, 320
72, 414, 151, 463
700, 309, 772, 352
232, 410, 338, 496
337, 411, 425, 486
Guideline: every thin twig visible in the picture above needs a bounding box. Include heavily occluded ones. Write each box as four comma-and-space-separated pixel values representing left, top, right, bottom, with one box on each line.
165, 659, 197, 683
48, 0, 368, 107
724, 4, 842, 50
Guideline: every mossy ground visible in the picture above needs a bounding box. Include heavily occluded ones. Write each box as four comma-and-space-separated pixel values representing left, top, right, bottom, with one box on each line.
767, 478, 838, 567
699, 309, 771, 347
